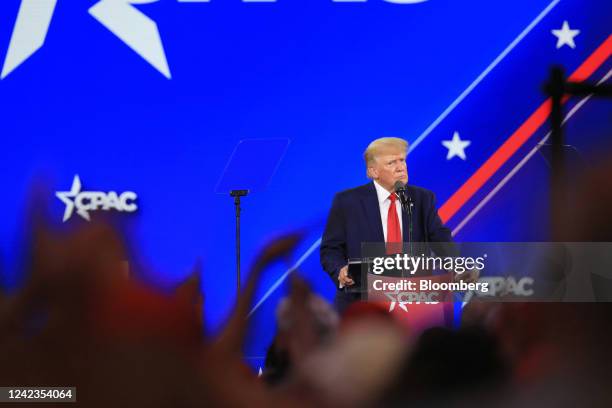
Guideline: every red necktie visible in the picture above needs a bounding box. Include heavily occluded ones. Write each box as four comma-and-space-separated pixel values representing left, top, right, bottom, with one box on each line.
386, 193, 402, 254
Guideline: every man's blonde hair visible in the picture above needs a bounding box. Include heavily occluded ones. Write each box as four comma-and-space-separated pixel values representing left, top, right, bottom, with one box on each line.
364, 137, 408, 178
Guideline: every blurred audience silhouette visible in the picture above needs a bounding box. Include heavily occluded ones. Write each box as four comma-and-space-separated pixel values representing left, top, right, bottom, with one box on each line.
1, 158, 611, 407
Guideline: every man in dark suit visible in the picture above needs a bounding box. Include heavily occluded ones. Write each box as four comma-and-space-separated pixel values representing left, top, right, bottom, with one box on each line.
320, 137, 454, 311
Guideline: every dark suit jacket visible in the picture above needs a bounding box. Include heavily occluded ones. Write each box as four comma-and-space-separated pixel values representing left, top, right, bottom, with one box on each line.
320, 182, 454, 289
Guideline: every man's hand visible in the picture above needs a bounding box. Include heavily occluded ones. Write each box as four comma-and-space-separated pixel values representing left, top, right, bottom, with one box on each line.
338, 265, 354, 287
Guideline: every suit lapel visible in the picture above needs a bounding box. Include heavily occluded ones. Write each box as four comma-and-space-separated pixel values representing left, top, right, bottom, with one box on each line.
361, 182, 384, 243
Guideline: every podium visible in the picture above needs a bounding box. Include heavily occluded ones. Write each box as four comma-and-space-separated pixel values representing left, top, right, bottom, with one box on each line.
352, 242, 457, 333
366, 272, 454, 334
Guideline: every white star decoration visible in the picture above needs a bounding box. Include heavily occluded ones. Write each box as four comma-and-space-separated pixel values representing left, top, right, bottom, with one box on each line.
385, 291, 409, 313
55, 175, 85, 221
551, 21, 580, 49
442, 132, 471, 160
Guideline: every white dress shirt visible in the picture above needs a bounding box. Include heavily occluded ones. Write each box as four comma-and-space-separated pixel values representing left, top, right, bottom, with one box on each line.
373, 180, 403, 241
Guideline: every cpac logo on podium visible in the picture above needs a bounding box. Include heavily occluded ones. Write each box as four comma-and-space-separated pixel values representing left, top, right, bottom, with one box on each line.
56, 175, 138, 222
1, 0, 428, 80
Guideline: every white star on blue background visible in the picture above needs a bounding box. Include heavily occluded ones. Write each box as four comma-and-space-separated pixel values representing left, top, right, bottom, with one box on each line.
551, 21, 580, 49
442, 132, 471, 160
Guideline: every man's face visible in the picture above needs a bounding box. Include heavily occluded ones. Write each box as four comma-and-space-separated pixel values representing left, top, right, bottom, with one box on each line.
369, 149, 408, 191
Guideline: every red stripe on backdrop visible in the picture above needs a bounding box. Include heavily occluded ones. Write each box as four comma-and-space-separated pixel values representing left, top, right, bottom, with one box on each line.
439, 34, 612, 224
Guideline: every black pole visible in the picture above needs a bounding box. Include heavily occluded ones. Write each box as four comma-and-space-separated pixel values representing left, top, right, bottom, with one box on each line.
230, 189, 248, 295
545, 67, 566, 241
548, 67, 565, 182
543, 67, 612, 240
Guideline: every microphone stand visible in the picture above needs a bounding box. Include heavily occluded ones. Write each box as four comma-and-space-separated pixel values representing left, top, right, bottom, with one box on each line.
230, 189, 249, 296
396, 190, 413, 257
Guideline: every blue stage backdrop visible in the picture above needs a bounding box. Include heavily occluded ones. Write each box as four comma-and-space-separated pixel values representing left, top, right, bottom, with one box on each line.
1, 0, 610, 369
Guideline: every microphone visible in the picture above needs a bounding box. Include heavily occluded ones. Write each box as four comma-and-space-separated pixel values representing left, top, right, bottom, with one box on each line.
393, 180, 407, 194
393, 181, 412, 214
